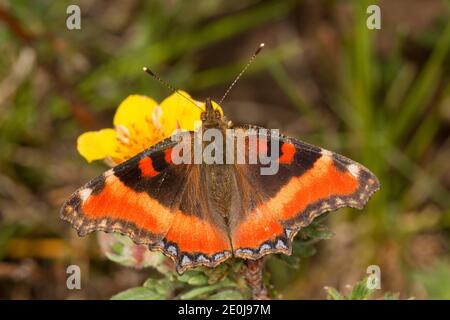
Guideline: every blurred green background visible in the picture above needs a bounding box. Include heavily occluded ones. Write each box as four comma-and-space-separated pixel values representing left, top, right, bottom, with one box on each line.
0, 0, 449, 299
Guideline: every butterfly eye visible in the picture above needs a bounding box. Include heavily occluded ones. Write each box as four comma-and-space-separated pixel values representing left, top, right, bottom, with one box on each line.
201, 112, 207, 121
214, 110, 221, 119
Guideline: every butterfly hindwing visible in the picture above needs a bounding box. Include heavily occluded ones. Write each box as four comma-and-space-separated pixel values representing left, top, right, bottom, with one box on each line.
154, 163, 232, 273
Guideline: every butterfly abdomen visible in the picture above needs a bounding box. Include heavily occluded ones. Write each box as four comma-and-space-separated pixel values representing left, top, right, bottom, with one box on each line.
203, 164, 236, 222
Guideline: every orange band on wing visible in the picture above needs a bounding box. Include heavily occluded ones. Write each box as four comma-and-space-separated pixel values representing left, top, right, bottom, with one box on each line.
268, 155, 359, 220
165, 211, 231, 255
232, 204, 284, 249
232, 155, 358, 250
81, 175, 174, 234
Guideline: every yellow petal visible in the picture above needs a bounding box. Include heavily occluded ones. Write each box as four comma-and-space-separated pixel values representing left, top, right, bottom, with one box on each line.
210, 100, 223, 115
113, 95, 158, 135
77, 129, 118, 163
158, 91, 201, 136
159, 91, 223, 136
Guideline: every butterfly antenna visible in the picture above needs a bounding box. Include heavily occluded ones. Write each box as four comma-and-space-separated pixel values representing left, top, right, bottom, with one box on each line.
142, 67, 204, 111
218, 43, 265, 105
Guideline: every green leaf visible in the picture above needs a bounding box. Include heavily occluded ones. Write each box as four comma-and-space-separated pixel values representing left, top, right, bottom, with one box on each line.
188, 275, 209, 286
325, 286, 344, 300
177, 270, 208, 285
179, 284, 223, 300
111, 287, 165, 300
143, 278, 174, 296
277, 253, 301, 269
348, 278, 375, 300
300, 224, 334, 241
292, 242, 317, 258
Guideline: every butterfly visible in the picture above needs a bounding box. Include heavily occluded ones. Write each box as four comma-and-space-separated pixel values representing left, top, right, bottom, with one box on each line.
60, 95, 380, 273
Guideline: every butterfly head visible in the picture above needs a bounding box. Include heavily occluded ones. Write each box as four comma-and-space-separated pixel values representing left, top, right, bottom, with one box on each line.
201, 97, 223, 128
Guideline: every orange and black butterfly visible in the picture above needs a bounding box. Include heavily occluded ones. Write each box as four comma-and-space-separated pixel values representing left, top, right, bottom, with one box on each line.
61, 46, 380, 273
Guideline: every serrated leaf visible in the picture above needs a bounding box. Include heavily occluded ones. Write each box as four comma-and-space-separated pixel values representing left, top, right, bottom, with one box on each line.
310, 227, 334, 240
348, 278, 374, 300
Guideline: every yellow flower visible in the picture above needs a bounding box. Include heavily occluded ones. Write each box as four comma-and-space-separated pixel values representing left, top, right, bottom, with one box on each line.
77, 91, 222, 166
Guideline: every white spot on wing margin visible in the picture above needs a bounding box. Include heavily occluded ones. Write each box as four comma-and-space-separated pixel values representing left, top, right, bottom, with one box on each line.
347, 164, 360, 177
321, 149, 333, 157
104, 169, 114, 178
79, 188, 92, 202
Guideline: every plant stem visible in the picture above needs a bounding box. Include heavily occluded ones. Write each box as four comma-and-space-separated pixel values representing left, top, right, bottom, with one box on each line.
245, 258, 269, 300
